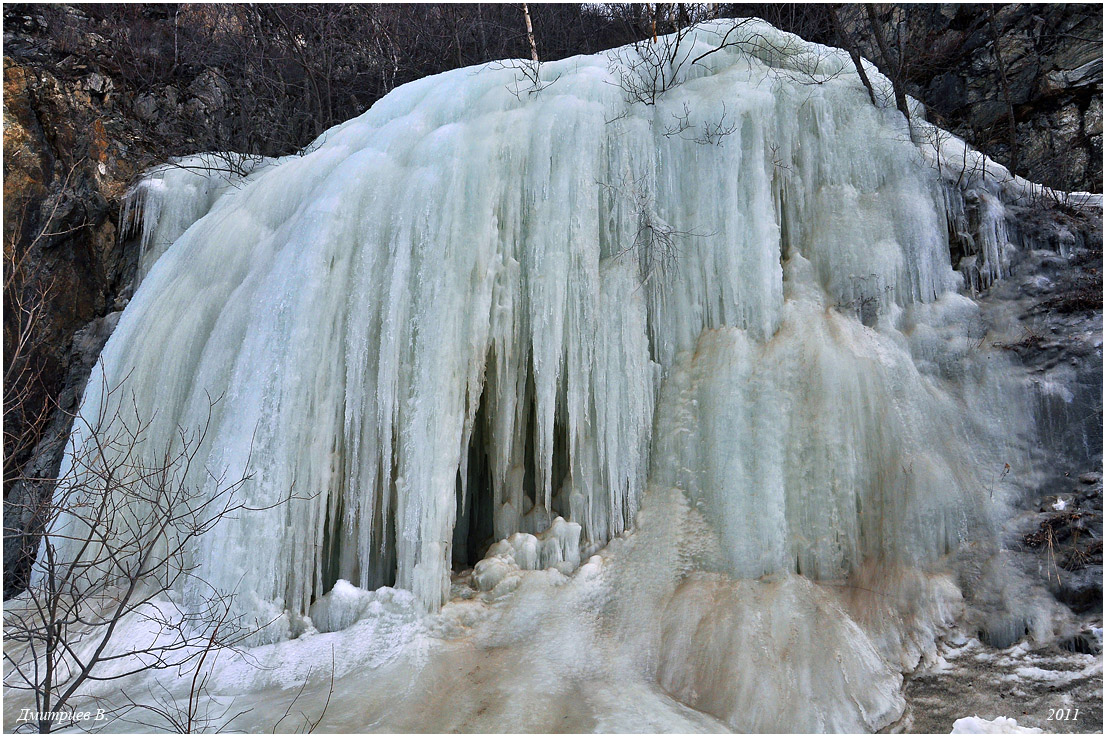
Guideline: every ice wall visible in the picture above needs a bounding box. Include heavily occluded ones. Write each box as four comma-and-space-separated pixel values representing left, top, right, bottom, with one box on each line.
47, 20, 1028, 652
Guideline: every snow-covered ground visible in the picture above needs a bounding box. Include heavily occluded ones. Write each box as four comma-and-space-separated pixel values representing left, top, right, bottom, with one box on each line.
903, 628, 1102, 733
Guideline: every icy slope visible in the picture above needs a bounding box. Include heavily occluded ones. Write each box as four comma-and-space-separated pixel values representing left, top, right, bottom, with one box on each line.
31, 18, 1054, 731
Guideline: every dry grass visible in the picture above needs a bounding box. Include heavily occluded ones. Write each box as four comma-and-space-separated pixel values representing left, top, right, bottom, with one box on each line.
1023, 510, 1102, 583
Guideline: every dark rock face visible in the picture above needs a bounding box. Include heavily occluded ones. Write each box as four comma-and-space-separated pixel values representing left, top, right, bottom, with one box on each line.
2, 14, 148, 595
1059, 628, 1102, 654
2, 307, 121, 597
2, 6, 256, 594
3, 56, 139, 461
978, 198, 1103, 617
1054, 564, 1103, 612
838, 3, 1102, 193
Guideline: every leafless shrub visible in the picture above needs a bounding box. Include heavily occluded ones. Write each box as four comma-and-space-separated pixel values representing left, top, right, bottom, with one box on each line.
2, 377, 294, 734
4, 223, 58, 490
107, 637, 334, 733
664, 101, 738, 145
598, 172, 712, 284
487, 59, 562, 100
606, 26, 697, 106
269, 646, 336, 734
992, 326, 1044, 355
107, 604, 254, 734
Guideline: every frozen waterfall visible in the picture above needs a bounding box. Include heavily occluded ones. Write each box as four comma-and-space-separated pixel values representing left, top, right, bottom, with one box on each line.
40, 21, 1044, 729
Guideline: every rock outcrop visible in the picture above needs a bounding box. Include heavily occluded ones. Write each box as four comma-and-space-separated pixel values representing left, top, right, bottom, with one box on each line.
3, 9, 149, 595
838, 3, 1102, 192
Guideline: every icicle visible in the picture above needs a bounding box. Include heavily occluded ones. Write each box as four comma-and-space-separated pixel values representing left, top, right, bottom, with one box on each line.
120, 153, 274, 286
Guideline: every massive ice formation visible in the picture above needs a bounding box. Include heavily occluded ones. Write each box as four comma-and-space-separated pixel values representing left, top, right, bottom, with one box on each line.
38, 19, 1047, 731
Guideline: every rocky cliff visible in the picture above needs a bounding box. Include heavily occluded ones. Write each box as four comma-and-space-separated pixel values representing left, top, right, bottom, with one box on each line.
3, 50, 138, 594
833, 3, 1102, 192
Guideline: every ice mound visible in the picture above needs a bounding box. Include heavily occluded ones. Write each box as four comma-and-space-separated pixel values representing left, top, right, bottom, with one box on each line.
473, 516, 583, 591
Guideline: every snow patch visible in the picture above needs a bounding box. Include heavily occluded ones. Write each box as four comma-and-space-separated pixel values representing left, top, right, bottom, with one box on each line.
951, 716, 1043, 734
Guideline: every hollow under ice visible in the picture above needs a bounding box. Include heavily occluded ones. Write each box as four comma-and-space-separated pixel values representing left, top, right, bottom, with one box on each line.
37, 19, 1073, 732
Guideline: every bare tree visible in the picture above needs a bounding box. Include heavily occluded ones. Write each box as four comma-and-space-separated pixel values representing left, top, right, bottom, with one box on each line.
663, 101, 738, 145
606, 11, 724, 106
522, 3, 539, 62
986, 7, 1020, 177
3, 162, 95, 602
4, 214, 59, 490
489, 58, 562, 100
828, 5, 878, 107
863, 4, 911, 122
2, 378, 286, 733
